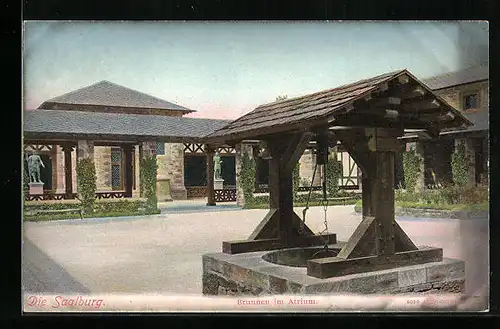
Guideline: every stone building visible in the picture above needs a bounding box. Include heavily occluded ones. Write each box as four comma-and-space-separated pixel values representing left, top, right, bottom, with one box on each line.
24, 80, 363, 203
23, 80, 230, 201
401, 65, 489, 188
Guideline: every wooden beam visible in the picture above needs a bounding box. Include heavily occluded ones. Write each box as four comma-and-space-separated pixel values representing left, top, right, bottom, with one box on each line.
307, 247, 443, 278
248, 209, 316, 240
282, 132, 314, 175
248, 209, 279, 240
336, 216, 377, 259
222, 234, 338, 254
397, 74, 410, 84
401, 98, 441, 111
394, 220, 418, 252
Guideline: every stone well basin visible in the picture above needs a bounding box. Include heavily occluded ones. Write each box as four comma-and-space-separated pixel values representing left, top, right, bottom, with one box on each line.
261, 246, 341, 268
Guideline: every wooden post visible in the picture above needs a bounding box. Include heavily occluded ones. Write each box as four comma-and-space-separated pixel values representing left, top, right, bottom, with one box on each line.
62, 144, 74, 199
374, 151, 396, 255
267, 139, 294, 246
206, 145, 216, 206
123, 144, 134, 198
361, 177, 373, 218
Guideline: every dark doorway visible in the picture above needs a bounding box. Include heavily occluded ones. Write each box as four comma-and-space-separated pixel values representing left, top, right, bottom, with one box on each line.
475, 137, 486, 185
221, 156, 236, 186
394, 152, 405, 189
424, 140, 454, 186
256, 158, 269, 186
40, 154, 53, 190
184, 156, 207, 186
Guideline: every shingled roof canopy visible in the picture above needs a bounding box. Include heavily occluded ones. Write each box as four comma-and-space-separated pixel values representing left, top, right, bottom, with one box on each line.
38, 80, 196, 114
24, 109, 231, 143
204, 69, 473, 144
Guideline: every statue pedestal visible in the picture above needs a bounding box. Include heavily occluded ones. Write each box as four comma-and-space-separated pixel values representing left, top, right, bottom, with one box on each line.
214, 178, 224, 190
29, 182, 44, 195
156, 178, 173, 202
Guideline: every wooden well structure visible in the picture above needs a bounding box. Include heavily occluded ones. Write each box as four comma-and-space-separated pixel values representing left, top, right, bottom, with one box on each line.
204, 69, 472, 279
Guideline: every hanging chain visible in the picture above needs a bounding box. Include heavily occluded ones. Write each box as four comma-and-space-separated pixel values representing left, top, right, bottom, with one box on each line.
319, 162, 330, 250
300, 161, 319, 233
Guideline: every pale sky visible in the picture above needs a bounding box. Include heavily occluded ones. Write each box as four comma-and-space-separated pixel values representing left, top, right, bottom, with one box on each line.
22, 21, 489, 120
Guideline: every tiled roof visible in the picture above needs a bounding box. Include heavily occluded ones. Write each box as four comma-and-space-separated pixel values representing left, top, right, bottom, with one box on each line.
205, 69, 472, 142
39, 80, 196, 113
422, 65, 489, 90
23, 109, 231, 141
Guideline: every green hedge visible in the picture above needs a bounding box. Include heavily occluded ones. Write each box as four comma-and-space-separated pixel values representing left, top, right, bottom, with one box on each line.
140, 155, 159, 212
355, 199, 488, 212
76, 158, 97, 214
452, 142, 471, 187
23, 198, 161, 221
24, 209, 162, 222
247, 191, 360, 209
402, 148, 423, 192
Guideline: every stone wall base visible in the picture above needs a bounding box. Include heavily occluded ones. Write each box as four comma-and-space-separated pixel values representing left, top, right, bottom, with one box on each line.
170, 187, 187, 200
202, 248, 466, 296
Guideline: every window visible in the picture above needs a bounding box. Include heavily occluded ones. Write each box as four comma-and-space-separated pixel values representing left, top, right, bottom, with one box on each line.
463, 93, 479, 110
155, 142, 165, 155
111, 148, 122, 190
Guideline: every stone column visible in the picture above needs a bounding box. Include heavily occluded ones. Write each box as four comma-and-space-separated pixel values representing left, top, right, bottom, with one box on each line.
162, 143, 187, 200
455, 138, 476, 188
206, 145, 216, 206
133, 145, 141, 197
77, 140, 95, 161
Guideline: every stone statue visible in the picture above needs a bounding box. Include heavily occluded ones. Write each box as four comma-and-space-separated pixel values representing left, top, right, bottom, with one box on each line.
26, 151, 45, 183
214, 151, 223, 180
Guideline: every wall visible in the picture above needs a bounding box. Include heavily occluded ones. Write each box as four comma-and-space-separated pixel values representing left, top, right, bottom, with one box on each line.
298, 149, 323, 186
157, 143, 187, 200
433, 80, 489, 111
94, 146, 112, 191
417, 80, 489, 188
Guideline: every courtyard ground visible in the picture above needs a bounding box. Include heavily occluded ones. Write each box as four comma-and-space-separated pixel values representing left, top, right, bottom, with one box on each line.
22, 201, 489, 299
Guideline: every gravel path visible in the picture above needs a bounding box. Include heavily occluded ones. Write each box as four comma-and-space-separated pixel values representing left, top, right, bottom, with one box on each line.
23, 204, 488, 297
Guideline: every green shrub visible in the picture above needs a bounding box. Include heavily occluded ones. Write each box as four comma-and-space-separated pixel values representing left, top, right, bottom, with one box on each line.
325, 151, 342, 197
76, 158, 97, 214
300, 177, 312, 187
402, 149, 423, 193
393, 185, 488, 206
240, 151, 256, 206
140, 155, 158, 213
452, 142, 470, 187
23, 199, 157, 221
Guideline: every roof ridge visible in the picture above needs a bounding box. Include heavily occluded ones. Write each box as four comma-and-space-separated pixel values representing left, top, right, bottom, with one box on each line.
40, 80, 196, 113
422, 64, 489, 81
259, 69, 406, 108
26, 108, 231, 122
